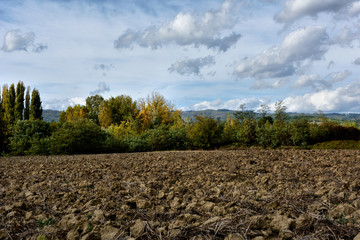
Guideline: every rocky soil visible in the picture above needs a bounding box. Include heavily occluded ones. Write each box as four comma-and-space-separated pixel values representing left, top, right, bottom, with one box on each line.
1, 149, 360, 240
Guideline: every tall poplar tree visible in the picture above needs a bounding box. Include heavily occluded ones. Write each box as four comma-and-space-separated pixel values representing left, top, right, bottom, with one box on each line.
30, 89, 42, 120
24, 86, 30, 120
15, 81, 25, 121
8, 84, 16, 125
2, 84, 12, 125
1, 85, 8, 117
0, 87, 5, 153
0, 86, 2, 114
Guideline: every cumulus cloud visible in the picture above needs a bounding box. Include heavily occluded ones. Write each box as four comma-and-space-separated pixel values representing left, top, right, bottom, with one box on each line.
274, 0, 357, 24
294, 70, 352, 91
234, 26, 329, 79
168, 55, 215, 76
284, 82, 360, 112
114, 0, 241, 52
43, 97, 86, 110
188, 97, 262, 111
2, 30, 47, 53
90, 82, 110, 95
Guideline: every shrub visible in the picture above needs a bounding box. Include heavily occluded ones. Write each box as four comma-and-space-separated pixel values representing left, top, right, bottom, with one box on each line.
50, 119, 107, 155
9, 120, 51, 155
187, 115, 223, 149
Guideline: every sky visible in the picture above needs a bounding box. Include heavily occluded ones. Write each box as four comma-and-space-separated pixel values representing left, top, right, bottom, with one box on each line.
0, 0, 360, 113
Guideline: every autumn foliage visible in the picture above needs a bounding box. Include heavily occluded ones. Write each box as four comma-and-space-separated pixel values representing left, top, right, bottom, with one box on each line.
1, 84, 360, 155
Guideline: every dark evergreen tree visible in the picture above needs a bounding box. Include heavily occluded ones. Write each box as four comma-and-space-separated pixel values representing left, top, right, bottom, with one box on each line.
30, 89, 42, 120
15, 81, 25, 121
24, 86, 30, 120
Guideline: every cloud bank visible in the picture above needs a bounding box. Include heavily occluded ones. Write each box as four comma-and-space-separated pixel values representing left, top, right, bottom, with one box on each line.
285, 82, 360, 112
43, 97, 86, 110
188, 97, 262, 111
114, 0, 241, 52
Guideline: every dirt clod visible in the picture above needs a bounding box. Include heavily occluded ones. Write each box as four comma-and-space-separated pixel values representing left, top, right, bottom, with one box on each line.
1, 149, 360, 239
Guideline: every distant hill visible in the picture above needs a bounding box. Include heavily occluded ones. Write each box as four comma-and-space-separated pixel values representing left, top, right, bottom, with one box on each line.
42, 109, 360, 123
43, 109, 62, 122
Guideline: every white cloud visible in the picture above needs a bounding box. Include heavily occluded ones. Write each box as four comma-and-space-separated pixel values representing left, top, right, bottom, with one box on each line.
284, 82, 360, 112
43, 97, 86, 110
274, 0, 357, 24
294, 70, 352, 91
90, 82, 110, 95
188, 97, 262, 110
168, 55, 215, 76
251, 78, 290, 90
348, 1, 360, 16
234, 26, 329, 79
2, 30, 47, 52
114, 0, 241, 52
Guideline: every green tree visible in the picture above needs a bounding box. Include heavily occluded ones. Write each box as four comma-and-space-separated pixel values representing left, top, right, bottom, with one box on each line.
86, 94, 104, 124
0, 86, 2, 113
257, 103, 273, 126
274, 100, 288, 122
237, 119, 257, 146
30, 89, 42, 120
290, 117, 310, 147
234, 104, 255, 123
98, 95, 138, 128
24, 86, 30, 120
2, 84, 16, 125
15, 81, 25, 121
0, 87, 6, 153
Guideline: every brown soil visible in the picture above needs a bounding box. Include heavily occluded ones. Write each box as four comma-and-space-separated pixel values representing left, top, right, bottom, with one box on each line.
1, 150, 360, 240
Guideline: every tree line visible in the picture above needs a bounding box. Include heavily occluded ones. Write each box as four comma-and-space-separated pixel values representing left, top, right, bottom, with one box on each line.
1, 82, 360, 155
0, 81, 42, 153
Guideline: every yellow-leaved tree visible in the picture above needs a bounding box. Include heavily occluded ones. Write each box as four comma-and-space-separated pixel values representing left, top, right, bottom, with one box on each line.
136, 92, 181, 132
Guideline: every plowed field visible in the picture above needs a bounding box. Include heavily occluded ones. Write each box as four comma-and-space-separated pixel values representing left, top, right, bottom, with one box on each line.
1, 150, 360, 240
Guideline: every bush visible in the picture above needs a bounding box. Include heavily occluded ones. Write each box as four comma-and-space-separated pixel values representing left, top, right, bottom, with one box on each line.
168, 125, 189, 150
50, 119, 107, 155
142, 126, 171, 151
187, 115, 223, 149
9, 120, 52, 155
289, 118, 310, 147
123, 135, 150, 153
